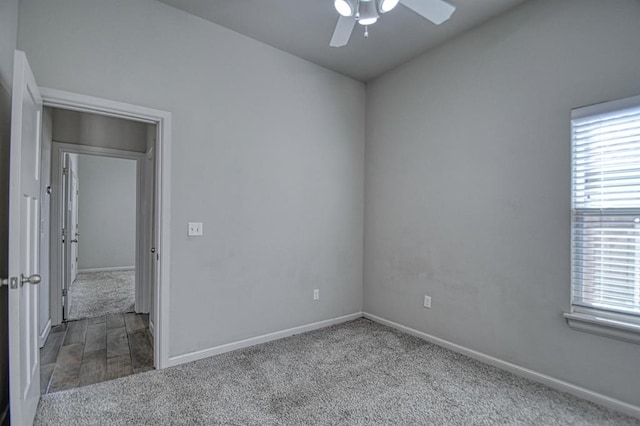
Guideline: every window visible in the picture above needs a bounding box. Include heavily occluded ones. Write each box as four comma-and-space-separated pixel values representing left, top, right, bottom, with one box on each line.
565, 94, 640, 343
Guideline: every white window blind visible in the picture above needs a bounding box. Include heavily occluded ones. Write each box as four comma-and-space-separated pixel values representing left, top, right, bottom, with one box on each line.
571, 96, 640, 318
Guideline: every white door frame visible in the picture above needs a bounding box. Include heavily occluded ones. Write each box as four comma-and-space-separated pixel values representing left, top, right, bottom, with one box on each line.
41, 87, 172, 369
140, 146, 155, 316
51, 143, 145, 323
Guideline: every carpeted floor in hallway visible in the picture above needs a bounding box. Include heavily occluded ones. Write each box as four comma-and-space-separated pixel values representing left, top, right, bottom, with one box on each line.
69, 270, 135, 320
35, 318, 639, 425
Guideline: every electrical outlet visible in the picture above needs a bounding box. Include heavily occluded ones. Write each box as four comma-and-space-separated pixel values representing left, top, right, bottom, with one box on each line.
313, 289, 320, 300
423, 295, 431, 309
188, 222, 203, 237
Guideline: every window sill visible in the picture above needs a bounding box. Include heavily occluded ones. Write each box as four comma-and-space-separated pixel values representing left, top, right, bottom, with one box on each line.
564, 312, 640, 345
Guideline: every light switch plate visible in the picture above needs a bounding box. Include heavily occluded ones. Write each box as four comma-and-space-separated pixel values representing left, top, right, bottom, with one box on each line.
188, 222, 203, 237
423, 295, 431, 309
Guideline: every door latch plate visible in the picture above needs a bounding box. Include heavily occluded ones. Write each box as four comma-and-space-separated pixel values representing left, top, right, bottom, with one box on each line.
1, 277, 18, 289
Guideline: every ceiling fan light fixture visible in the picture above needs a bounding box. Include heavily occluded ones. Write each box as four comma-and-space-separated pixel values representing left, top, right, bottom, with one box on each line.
358, 0, 379, 25
378, 0, 399, 13
335, 0, 356, 17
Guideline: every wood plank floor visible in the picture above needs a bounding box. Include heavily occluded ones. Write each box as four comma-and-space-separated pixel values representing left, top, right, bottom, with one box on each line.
40, 313, 153, 395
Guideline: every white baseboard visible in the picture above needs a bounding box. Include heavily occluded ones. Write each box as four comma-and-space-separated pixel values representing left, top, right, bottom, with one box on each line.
39, 318, 52, 348
363, 312, 640, 420
78, 266, 135, 273
166, 312, 363, 368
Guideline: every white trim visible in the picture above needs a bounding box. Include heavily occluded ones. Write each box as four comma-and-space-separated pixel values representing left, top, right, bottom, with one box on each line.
572, 92, 640, 120
564, 312, 640, 345
138, 145, 154, 314
77, 266, 135, 273
41, 88, 172, 370
40, 88, 157, 124
51, 143, 145, 160
134, 150, 143, 313
165, 312, 363, 368
363, 312, 640, 420
39, 318, 51, 348
50, 142, 144, 327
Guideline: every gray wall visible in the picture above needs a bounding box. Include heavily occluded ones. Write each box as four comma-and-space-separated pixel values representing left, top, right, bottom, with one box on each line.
0, 0, 19, 87
39, 107, 53, 338
18, 0, 365, 356
52, 108, 148, 153
0, 0, 19, 419
12, 0, 640, 411
364, 0, 640, 407
77, 155, 137, 270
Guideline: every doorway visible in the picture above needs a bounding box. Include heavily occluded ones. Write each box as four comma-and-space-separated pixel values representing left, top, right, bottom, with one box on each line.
65, 153, 138, 321
33, 90, 171, 392
40, 108, 156, 393
37, 88, 172, 372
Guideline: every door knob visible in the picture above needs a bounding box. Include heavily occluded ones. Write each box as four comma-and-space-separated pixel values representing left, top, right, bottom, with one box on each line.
21, 274, 41, 286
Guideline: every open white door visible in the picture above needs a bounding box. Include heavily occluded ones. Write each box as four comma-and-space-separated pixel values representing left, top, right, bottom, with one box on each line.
61, 153, 72, 320
7, 50, 42, 426
70, 168, 79, 283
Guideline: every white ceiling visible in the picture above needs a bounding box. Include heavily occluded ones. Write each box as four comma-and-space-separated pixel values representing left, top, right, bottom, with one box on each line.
156, 0, 526, 82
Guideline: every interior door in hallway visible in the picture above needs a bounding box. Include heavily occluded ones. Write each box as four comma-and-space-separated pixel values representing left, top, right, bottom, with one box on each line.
70, 170, 79, 283
61, 153, 72, 320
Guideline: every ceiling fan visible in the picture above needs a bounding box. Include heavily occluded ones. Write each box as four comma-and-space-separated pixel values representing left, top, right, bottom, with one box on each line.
330, 0, 456, 47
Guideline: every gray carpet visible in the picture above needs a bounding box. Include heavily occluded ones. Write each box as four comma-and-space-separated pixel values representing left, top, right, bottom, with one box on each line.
68, 270, 135, 320
35, 319, 639, 425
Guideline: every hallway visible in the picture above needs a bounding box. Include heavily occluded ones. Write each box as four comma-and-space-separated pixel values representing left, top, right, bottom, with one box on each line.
40, 313, 153, 394
68, 270, 136, 320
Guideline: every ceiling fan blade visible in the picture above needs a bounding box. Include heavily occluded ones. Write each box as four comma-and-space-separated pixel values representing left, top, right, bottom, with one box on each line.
400, 0, 456, 25
330, 15, 357, 47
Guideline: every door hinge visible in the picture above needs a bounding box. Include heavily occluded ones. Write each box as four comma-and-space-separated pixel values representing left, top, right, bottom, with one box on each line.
63, 167, 69, 176
1, 277, 18, 289
62, 289, 68, 297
